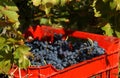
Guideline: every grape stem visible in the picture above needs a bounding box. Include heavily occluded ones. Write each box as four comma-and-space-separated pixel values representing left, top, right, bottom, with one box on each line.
87, 38, 93, 47
19, 68, 21, 78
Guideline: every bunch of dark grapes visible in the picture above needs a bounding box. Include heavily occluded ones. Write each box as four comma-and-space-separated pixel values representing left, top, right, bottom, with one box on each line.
25, 34, 105, 70
0, 74, 8, 78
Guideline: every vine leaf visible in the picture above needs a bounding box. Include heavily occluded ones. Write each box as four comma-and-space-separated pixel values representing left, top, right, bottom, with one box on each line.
110, 0, 120, 10
1, 9, 19, 23
32, 0, 41, 6
0, 57, 12, 74
0, 12, 2, 18
101, 23, 113, 36
42, 0, 59, 5
1, 0, 19, 11
110, 1, 116, 10
60, 0, 67, 6
115, 31, 120, 38
0, 37, 6, 50
5, 5, 19, 12
13, 45, 31, 69
0, 39, 13, 74
40, 17, 50, 25
115, 0, 120, 10
91, 0, 101, 17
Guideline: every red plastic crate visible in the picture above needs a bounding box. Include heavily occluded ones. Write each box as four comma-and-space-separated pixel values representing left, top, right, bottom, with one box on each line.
10, 64, 57, 78
11, 25, 120, 78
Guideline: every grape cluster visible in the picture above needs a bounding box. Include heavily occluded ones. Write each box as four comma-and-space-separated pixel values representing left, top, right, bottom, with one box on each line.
25, 34, 105, 70
0, 74, 8, 78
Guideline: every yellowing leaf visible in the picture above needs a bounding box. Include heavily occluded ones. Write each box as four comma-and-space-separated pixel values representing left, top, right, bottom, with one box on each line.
32, 0, 41, 6
13, 21, 20, 29
101, 23, 113, 36
110, 0, 120, 10
42, 0, 59, 5
6, 5, 19, 11
1, 10, 19, 23
115, 0, 120, 10
91, 0, 101, 17
45, 7, 51, 15
60, 0, 67, 6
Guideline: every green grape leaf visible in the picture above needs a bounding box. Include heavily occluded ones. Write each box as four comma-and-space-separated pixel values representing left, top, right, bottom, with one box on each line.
110, 1, 117, 10
91, 0, 101, 17
32, 0, 41, 6
1, 9, 19, 23
50, 0, 59, 5
115, 0, 120, 10
115, 31, 120, 38
40, 18, 50, 25
13, 21, 20, 29
0, 0, 18, 11
0, 12, 3, 18
13, 45, 31, 69
0, 59, 12, 74
55, 18, 69, 22
7, 38, 17, 44
0, 37, 6, 44
0, 37, 6, 50
39, 5, 51, 14
0, 46, 13, 74
101, 23, 113, 36
44, 7, 51, 15
109, 0, 120, 10
42, 0, 59, 5
60, 0, 67, 6
0, 5, 3, 10
6, 5, 19, 11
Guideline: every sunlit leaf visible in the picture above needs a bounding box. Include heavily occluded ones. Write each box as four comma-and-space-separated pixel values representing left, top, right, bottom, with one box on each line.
32, 0, 41, 6
115, 0, 120, 10
46, 2, 53, 8
1, 10, 19, 23
45, 7, 51, 15
91, 0, 101, 17
0, 60, 12, 74
14, 45, 31, 69
0, 0, 18, 11
40, 17, 50, 24
115, 30, 120, 38
13, 21, 20, 29
101, 23, 113, 36
6, 5, 19, 11
42, 0, 59, 5
60, 0, 67, 6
